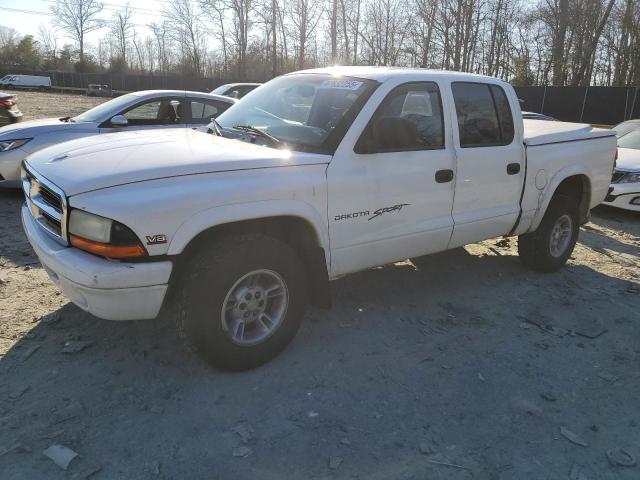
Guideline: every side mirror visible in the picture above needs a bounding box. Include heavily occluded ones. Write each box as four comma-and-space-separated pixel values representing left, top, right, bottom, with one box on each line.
110, 115, 128, 127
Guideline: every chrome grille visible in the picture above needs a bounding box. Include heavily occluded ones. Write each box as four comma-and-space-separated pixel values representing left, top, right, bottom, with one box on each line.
611, 170, 626, 183
22, 162, 68, 244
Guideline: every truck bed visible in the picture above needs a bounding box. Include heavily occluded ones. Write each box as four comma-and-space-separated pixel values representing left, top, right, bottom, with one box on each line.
523, 119, 614, 146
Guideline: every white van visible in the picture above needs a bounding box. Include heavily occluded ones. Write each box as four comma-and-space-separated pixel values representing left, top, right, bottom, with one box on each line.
0, 75, 51, 90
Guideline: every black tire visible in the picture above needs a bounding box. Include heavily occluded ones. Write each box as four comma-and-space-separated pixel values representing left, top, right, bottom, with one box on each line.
518, 195, 579, 272
176, 233, 308, 370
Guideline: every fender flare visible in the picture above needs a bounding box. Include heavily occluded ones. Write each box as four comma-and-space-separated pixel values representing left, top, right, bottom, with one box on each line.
529, 165, 592, 232
167, 199, 330, 262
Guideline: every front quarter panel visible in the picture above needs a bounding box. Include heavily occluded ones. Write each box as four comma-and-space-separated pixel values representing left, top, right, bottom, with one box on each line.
68, 165, 330, 260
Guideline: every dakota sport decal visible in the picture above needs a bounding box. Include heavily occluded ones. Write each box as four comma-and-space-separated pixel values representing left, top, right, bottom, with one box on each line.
334, 203, 411, 222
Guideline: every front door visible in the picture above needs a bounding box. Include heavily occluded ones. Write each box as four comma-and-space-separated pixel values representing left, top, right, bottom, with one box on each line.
100, 95, 187, 132
327, 81, 456, 276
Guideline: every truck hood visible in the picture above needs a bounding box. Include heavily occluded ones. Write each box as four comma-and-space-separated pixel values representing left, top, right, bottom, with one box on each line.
0, 117, 93, 139
616, 147, 640, 171
24, 129, 331, 196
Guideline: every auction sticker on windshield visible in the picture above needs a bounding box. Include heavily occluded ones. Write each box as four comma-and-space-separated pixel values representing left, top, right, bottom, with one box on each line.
320, 79, 363, 90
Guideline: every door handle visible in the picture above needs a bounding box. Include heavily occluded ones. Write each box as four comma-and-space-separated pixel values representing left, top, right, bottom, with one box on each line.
435, 169, 454, 183
507, 163, 521, 175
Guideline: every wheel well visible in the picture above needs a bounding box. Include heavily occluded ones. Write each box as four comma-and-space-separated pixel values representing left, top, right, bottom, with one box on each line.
175, 216, 331, 308
553, 174, 591, 223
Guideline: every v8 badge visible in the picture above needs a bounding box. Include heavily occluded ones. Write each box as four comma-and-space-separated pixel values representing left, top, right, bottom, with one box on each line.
146, 234, 167, 245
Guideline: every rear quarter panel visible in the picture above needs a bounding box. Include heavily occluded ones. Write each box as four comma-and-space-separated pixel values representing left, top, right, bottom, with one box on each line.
516, 134, 617, 234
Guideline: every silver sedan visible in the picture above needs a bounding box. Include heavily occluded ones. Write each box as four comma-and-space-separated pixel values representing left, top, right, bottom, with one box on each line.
0, 90, 236, 188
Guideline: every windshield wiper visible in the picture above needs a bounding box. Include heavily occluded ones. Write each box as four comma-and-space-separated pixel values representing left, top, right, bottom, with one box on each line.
207, 118, 223, 136
59, 116, 75, 123
233, 125, 280, 147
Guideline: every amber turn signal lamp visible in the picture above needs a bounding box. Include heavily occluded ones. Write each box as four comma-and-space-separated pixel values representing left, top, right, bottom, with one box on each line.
70, 234, 147, 259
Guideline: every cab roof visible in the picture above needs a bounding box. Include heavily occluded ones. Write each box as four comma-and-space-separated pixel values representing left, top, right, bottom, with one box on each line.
291, 66, 505, 84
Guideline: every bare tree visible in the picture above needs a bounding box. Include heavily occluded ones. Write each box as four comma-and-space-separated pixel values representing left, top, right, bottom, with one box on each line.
200, 0, 230, 73
149, 22, 170, 74
110, 4, 132, 63
164, 0, 206, 75
37, 24, 59, 62
51, 0, 104, 64
288, 0, 324, 69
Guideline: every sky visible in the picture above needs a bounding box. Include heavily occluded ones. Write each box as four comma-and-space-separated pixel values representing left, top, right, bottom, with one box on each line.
1, 0, 165, 46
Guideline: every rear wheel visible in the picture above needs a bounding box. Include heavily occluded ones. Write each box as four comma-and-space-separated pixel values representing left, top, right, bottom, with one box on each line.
518, 195, 579, 272
176, 234, 308, 370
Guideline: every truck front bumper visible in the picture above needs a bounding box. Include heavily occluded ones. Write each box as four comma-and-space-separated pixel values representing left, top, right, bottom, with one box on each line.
602, 182, 640, 212
22, 204, 173, 320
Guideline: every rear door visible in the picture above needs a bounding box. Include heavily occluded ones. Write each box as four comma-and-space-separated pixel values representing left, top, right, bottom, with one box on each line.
187, 97, 233, 127
327, 81, 456, 276
447, 82, 525, 247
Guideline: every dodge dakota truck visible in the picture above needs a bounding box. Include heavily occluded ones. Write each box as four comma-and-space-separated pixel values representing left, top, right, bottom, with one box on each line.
20, 67, 617, 370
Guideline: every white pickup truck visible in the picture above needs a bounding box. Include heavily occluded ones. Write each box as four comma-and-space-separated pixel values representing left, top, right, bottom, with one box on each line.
21, 67, 616, 370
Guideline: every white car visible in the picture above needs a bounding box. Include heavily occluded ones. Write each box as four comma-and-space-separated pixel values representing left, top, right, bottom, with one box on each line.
612, 119, 640, 138
603, 128, 640, 211
522, 111, 557, 121
21, 67, 616, 370
211, 83, 261, 99
0, 90, 236, 188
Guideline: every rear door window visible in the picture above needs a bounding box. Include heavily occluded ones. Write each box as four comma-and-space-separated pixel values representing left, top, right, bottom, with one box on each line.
452, 82, 514, 147
490, 85, 514, 144
190, 100, 231, 123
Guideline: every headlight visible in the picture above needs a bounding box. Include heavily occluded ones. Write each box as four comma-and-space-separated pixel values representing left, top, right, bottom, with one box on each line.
0, 138, 31, 152
68, 209, 146, 259
618, 172, 640, 184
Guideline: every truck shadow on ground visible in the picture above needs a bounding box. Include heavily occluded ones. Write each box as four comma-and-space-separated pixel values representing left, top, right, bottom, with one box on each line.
0, 189, 40, 268
1, 241, 639, 479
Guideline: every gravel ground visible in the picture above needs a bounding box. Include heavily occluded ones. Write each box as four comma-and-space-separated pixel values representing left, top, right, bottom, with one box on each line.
0, 92, 639, 479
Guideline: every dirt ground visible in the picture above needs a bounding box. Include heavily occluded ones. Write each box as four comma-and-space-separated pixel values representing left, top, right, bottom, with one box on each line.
1, 92, 639, 479
10, 90, 106, 120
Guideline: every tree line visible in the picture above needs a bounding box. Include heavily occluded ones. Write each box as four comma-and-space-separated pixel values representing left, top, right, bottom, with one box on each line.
0, 0, 639, 86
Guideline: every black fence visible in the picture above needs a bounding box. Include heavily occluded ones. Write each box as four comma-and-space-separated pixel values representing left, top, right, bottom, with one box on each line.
2, 67, 639, 125
0, 68, 235, 93
514, 86, 640, 125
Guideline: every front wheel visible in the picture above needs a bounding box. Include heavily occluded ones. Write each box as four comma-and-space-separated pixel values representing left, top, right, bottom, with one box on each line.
176, 234, 308, 370
518, 195, 579, 272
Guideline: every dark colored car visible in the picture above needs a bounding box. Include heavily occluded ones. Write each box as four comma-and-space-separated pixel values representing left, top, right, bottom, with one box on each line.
0, 92, 22, 126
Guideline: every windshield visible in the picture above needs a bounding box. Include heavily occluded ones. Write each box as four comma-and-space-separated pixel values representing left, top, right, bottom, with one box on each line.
613, 121, 640, 139
215, 74, 378, 153
73, 93, 141, 122
618, 129, 640, 150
